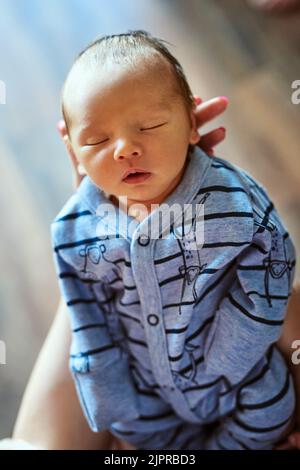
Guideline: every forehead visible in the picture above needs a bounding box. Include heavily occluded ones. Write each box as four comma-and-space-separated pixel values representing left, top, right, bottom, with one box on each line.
63, 55, 179, 127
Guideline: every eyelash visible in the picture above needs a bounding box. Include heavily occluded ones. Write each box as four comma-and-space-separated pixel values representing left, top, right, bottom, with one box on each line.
86, 122, 167, 146
140, 122, 167, 131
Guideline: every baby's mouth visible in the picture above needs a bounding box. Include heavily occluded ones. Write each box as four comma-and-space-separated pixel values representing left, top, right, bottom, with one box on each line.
122, 169, 152, 184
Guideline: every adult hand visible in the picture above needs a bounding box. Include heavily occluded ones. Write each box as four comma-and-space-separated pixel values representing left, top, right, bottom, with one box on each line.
193, 95, 228, 155
276, 281, 300, 450
276, 431, 300, 450
56, 95, 229, 190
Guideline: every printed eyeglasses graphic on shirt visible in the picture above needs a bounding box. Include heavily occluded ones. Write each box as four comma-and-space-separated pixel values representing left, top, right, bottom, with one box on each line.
95, 200, 205, 250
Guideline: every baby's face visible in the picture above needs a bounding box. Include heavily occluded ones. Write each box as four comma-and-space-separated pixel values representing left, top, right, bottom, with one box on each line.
65, 58, 200, 208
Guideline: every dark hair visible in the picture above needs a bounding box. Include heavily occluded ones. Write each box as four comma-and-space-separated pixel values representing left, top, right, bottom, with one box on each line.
61, 30, 195, 131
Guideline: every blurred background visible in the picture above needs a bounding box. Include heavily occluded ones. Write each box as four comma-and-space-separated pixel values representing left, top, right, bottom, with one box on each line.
0, 0, 299, 438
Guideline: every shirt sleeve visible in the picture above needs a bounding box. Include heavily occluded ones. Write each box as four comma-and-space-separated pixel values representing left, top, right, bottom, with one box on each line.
52, 248, 140, 432
203, 183, 296, 387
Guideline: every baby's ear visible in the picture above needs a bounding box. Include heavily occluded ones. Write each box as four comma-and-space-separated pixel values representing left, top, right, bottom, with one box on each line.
189, 108, 201, 145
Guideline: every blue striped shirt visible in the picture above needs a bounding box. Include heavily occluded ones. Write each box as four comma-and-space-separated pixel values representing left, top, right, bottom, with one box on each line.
51, 147, 296, 445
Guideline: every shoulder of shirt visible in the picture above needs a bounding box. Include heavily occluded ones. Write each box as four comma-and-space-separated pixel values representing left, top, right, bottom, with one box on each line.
50, 189, 96, 249
206, 154, 285, 234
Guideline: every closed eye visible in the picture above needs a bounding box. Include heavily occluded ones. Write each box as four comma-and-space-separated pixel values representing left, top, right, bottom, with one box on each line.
84, 122, 168, 145
140, 122, 167, 131
85, 138, 109, 146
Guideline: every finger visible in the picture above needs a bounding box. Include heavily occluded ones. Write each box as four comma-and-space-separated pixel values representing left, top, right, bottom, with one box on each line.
248, 0, 300, 13
275, 441, 295, 450
195, 96, 229, 128
198, 127, 226, 153
193, 95, 203, 105
276, 431, 300, 450
289, 432, 300, 449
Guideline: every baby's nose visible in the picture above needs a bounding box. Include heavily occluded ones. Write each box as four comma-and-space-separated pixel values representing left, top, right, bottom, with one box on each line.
113, 140, 142, 161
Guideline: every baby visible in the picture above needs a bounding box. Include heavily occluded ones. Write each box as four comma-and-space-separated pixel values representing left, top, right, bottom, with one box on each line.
51, 30, 296, 450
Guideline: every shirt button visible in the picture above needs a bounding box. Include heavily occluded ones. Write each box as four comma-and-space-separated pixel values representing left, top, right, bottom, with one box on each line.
138, 234, 150, 246
147, 314, 159, 326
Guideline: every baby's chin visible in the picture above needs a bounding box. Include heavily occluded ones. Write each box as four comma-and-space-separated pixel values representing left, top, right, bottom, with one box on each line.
108, 177, 176, 208
109, 190, 167, 210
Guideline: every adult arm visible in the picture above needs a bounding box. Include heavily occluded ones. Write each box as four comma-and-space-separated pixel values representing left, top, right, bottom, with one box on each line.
12, 298, 113, 449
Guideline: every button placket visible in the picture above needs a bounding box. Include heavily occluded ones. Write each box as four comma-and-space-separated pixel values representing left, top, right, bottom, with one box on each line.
131, 215, 204, 424
131, 235, 172, 385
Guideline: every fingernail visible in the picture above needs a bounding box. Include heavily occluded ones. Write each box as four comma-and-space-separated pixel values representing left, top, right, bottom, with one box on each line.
219, 96, 229, 104
194, 96, 202, 105
219, 127, 226, 132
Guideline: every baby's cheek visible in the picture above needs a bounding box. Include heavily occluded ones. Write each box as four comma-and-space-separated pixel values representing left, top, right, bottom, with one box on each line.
77, 163, 87, 175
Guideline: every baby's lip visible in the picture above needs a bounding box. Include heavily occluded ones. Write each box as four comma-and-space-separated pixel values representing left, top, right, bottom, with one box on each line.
121, 168, 151, 180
